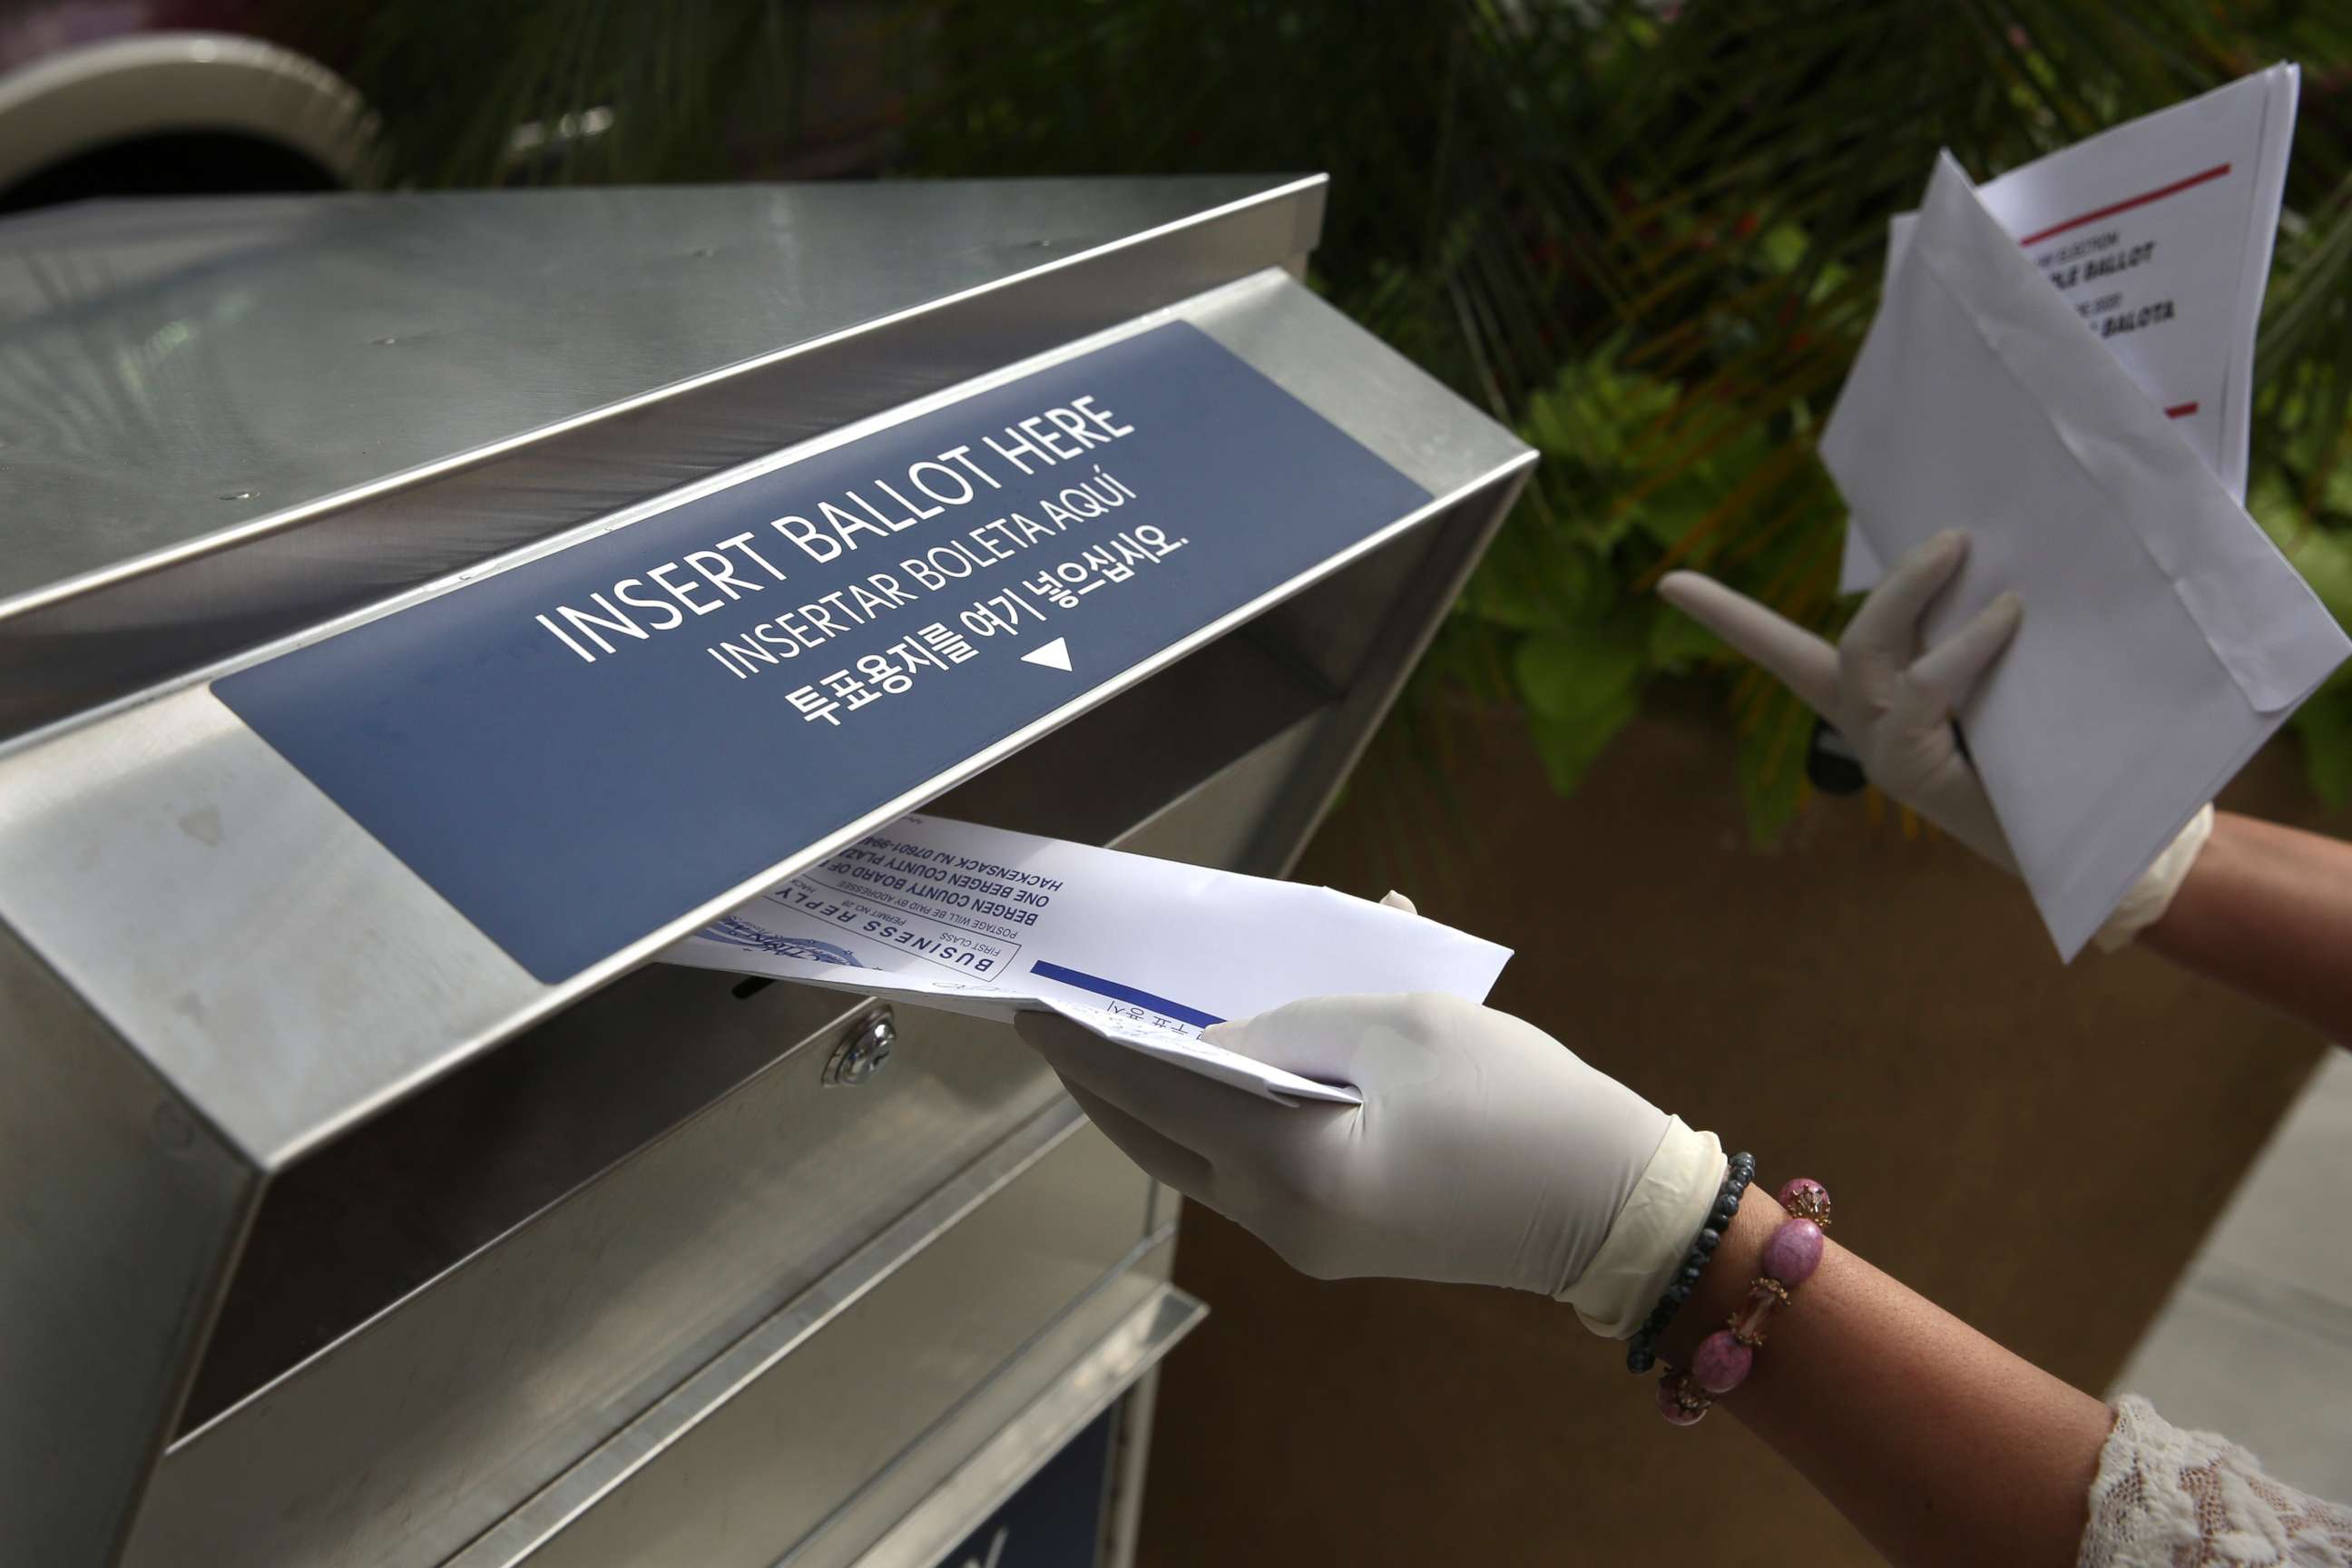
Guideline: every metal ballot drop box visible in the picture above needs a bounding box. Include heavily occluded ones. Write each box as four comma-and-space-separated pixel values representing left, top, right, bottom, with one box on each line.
0, 177, 1532, 1568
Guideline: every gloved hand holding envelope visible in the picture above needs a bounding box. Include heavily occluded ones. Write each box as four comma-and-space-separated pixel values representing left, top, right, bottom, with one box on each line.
1819, 149, 2350, 958
662, 813, 1513, 1102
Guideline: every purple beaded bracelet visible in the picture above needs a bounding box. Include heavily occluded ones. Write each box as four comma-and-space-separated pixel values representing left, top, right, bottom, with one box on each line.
1655, 1177, 1831, 1426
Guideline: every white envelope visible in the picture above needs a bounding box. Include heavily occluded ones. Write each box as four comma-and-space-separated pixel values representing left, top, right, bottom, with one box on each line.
1818, 152, 2349, 957
662, 813, 1514, 1102
1843, 64, 2299, 590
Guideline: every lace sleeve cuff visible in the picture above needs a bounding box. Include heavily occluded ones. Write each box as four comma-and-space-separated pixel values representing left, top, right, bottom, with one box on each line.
2077, 1396, 2352, 1567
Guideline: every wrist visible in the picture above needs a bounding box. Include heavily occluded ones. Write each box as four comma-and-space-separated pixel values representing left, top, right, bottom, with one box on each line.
1654, 1183, 1777, 1367
1560, 1117, 1724, 1335
2093, 802, 2214, 952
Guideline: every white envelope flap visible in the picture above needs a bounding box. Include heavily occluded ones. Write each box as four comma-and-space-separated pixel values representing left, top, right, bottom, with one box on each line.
1904, 152, 2343, 716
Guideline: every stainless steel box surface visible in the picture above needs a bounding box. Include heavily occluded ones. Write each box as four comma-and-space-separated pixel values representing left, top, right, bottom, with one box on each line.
0, 176, 1531, 1567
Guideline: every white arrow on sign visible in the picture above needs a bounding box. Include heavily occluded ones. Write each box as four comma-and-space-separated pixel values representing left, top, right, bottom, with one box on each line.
1020, 637, 1073, 672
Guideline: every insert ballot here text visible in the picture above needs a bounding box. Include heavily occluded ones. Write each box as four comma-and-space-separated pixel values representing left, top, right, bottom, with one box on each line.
531, 393, 1187, 726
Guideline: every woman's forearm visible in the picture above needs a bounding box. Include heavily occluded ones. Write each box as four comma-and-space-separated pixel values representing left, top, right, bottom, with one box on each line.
1657, 1188, 2112, 1568
2138, 811, 2352, 1046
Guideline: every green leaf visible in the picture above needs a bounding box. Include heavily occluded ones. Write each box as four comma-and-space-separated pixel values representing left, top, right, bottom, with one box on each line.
1759, 221, 1809, 274
1646, 600, 1723, 673
1736, 686, 1812, 845
1514, 624, 1643, 721
1514, 625, 1645, 793
2292, 676, 2352, 808
2249, 475, 2352, 629
1526, 688, 1642, 795
1516, 348, 1682, 478
1459, 523, 1603, 632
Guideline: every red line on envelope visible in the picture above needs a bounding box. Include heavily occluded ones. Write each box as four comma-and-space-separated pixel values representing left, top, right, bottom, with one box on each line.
2164, 402, 2199, 417
2015, 163, 2232, 246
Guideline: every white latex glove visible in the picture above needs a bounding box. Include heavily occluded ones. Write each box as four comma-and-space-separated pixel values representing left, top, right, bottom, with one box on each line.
1017, 991, 1727, 1337
1658, 530, 2211, 946
1660, 529, 2023, 867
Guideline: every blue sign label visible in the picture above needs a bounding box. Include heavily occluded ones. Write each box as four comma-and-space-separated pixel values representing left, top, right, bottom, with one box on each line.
215, 322, 1432, 981
936, 1411, 1114, 1568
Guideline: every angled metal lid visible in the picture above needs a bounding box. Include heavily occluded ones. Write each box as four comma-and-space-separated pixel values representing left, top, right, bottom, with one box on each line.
0, 189, 1535, 1169
0, 175, 1324, 736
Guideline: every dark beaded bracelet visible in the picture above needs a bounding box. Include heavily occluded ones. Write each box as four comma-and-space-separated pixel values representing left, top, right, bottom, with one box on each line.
1625, 1150, 1754, 1375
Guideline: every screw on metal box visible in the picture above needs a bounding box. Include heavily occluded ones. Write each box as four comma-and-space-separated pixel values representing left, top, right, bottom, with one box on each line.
823, 1008, 895, 1086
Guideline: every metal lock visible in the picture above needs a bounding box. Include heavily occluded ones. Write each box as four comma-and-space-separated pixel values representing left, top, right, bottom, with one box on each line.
823, 1007, 896, 1087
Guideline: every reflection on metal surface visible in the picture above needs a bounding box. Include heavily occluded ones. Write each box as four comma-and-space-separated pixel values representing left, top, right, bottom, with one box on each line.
138, 985, 1070, 1568
0, 917, 257, 1568
438, 1109, 1143, 1568
0, 177, 1326, 736
829, 1287, 1208, 1568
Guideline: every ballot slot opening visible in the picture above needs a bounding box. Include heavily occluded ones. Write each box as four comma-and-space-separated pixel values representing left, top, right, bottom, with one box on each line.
171, 510, 1458, 1440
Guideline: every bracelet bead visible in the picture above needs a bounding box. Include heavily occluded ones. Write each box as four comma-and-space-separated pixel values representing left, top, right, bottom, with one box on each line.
1776, 1177, 1831, 1227
1760, 1217, 1824, 1286
1730, 1279, 1783, 1347
1624, 1151, 1754, 1376
1690, 1329, 1752, 1394
1655, 1371, 1710, 1426
1651, 1171, 1834, 1423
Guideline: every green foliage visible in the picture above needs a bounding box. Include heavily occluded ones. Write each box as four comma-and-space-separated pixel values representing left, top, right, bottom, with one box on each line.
903, 0, 2352, 828
2253, 455, 2352, 806
344, 0, 2352, 819
2298, 683, 2352, 805
1515, 621, 1645, 793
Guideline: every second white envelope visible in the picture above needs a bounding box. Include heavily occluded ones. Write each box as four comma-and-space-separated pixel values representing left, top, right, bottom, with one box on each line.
1819, 152, 2348, 958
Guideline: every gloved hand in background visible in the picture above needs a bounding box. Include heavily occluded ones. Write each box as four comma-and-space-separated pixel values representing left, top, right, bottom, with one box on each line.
1017, 990, 1724, 1337
1659, 530, 2212, 949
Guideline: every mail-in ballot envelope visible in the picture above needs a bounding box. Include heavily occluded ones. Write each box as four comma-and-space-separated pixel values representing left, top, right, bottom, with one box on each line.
1843, 64, 2299, 590
663, 813, 1514, 1103
1819, 152, 2349, 959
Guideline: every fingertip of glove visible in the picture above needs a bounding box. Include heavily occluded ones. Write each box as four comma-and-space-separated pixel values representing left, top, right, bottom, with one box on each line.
1654, 570, 1700, 604
1926, 529, 1972, 573
1957, 587, 2024, 644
